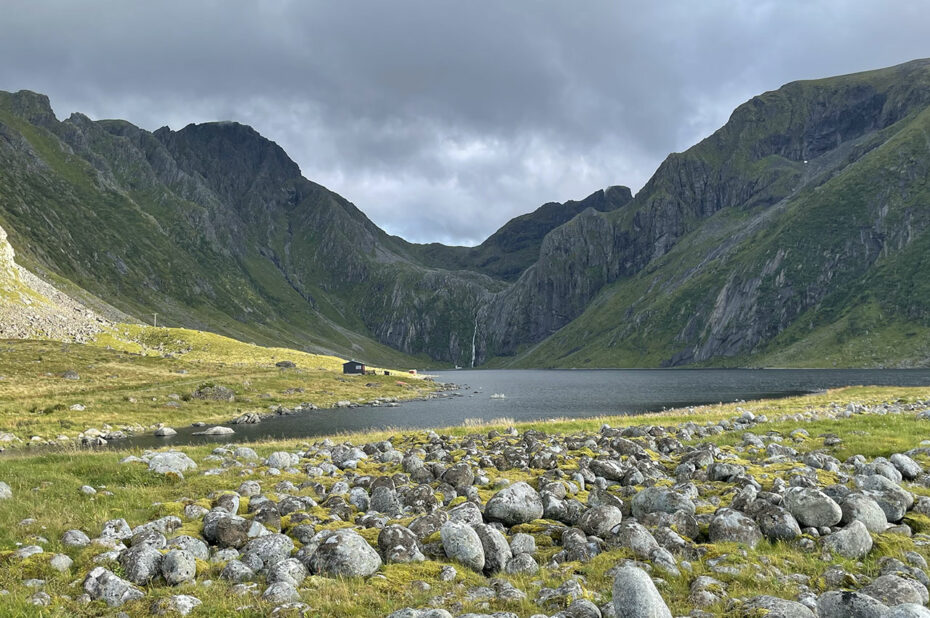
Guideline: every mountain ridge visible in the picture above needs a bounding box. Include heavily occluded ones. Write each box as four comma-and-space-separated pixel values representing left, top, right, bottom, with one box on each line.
2, 58, 930, 367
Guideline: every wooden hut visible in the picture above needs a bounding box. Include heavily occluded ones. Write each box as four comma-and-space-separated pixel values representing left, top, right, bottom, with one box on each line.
342, 360, 366, 374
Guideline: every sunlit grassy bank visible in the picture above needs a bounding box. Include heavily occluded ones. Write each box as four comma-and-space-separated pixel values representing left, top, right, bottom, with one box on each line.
0, 331, 432, 446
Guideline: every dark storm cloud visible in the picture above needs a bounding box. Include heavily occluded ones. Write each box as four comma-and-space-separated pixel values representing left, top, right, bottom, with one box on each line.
1, 1, 928, 244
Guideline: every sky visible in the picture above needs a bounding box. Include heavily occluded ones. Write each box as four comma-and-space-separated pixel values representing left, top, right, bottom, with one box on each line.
1, 1, 928, 245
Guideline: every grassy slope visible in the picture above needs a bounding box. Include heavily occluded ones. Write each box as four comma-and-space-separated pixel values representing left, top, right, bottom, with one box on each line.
0, 386, 928, 615
0, 331, 432, 443
500, 71, 930, 369
0, 95, 421, 368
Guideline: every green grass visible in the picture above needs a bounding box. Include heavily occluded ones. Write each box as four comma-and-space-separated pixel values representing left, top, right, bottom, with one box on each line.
0, 386, 928, 615
0, 334, 433, 444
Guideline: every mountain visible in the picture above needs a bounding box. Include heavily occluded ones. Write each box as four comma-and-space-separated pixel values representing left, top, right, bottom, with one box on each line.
493, 58, 930, 367
2, 58, 930, 368
406, 185, 632, 281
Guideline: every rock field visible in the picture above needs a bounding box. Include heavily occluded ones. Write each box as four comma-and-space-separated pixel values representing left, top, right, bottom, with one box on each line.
4, 399, 930, 616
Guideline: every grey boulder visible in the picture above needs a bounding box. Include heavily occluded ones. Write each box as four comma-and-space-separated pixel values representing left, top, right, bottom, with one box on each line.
817, 591, 888, 618
708, 508, 762, 548
612, 565, 672, 618
440, 520, 485, 572
823, 520, 873, 559
784, 487, 842, 528
83, 567, 145, 607
485, 482, 544, 526
305, 529, 382, 577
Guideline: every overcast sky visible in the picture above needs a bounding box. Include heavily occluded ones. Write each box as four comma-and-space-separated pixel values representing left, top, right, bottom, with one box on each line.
1, 1, 928, 245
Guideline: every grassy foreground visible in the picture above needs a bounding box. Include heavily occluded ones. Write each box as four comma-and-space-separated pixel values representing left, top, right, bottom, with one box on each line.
0, 331, 432, 446
0, 385, 929, 616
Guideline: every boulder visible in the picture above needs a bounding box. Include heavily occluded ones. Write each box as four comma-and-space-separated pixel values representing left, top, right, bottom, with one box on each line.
741, 596, 815, 618
578, 505, 623, 538
474, 524, 512, 574
708, 508, 762, 548
440, 521, 485, 572
119, 544, 164, 585
823, 521, 873, 559
161, 550, 197, 585
148, 451, 197, 476
485, 482, 544, 526
783, 487, 842, 528
631, 487, 695, 518
612, 565, 672, 618
305, 529, 382, 577
378, 525, 425, 563
83, 567, 144, 607
861, 574, 929, 606
840, 493, 889, 533
816, 591, 888, 618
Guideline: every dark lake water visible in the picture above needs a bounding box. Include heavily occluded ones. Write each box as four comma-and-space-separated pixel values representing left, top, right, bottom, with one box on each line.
118, 368, 930, 450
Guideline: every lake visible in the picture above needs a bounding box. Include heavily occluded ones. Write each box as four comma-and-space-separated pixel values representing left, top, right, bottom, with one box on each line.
117, 368, 930, 449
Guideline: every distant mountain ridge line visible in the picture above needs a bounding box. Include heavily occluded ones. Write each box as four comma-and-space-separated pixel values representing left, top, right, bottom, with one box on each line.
1, 57, 929, 367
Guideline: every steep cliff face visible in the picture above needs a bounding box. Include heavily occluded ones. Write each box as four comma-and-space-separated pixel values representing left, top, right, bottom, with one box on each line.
506, 59, 930, 367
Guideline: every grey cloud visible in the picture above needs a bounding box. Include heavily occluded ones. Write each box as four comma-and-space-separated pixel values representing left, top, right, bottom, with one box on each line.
0, 1, 927, 243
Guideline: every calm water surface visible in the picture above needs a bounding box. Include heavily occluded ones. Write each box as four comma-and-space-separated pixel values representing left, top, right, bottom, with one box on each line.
120, 368, 930, 449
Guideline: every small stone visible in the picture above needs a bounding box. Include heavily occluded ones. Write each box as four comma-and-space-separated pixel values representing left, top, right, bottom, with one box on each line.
151, 595, 203, 616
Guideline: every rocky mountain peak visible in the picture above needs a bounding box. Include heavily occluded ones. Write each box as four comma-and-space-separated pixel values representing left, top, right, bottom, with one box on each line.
1, 90, 58, 127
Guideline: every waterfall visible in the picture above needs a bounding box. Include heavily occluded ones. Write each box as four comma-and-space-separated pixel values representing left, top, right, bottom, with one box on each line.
470, 311, 479, 368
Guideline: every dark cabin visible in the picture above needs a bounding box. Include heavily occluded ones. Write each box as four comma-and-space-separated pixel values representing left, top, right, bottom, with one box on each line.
342, 360, 366, 375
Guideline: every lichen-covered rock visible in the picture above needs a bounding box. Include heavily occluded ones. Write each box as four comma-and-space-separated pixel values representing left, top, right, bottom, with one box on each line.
241, 534, 294, 571
62, 529, 91, 548
267, 558, 308, 587
578, 505, 623, 538
823, 520, 873, 559
440, 521, 485, 572
784, 487, 842, 528
840, 493, 889, 533
378, 525, 425, 563
816, 590, 888, 618
83, 567, 144, 607
151, 595, 202, 616
741, 595, 815, 617
474, 523, 512, 574
119, 543, 164, 585
262, 581, 300, 604
749, 502, 802, 541
886, 604, 930, 618
304, 529, 382, 577
161, 549, 197, 585
631, 487, 695, 518
861, 574, 929, 606
708, 508, 762, 548
612, 565, 672, 618
485, 482, 544, 526
148, 451, 197, 476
